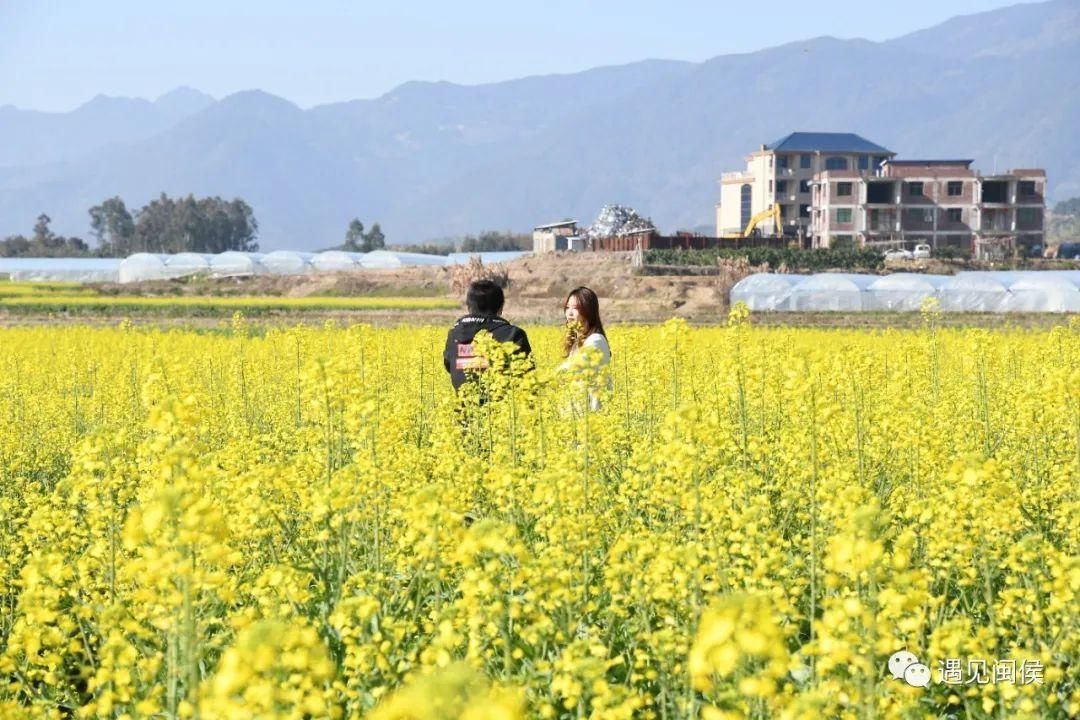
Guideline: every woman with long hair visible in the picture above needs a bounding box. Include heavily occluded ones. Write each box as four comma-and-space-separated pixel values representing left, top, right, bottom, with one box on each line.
562, 287, 609, 361
561, 286, 611, 410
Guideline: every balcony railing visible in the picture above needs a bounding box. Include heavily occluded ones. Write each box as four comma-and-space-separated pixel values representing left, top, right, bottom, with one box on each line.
868, 214, 899, 232
981, 219, 1012, 232
980, 211, 1012, 232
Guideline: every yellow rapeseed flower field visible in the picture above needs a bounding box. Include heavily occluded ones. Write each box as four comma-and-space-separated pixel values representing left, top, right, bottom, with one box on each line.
0, 293, 457, 315
0, 310, 1077, 719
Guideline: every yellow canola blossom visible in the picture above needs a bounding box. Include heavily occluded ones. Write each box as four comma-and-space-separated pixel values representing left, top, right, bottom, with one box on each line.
0, 317, 1077, 719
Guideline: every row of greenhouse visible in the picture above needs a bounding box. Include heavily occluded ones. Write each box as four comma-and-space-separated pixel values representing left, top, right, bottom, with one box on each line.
116, 250, 531, 283
731, 271, 1080, 313
0, 250, 530, 283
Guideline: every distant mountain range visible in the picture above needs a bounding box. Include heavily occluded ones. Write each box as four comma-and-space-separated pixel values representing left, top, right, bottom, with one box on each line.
1, 0, 1077, 250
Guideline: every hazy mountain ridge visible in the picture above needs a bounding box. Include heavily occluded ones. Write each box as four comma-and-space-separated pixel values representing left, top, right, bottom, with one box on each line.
886, 0, 1080, 57
1, 0, 1077, 249
0, 87, 215, 169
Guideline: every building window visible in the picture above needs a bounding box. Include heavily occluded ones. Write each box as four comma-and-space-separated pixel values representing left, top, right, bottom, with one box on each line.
982, 181, 1007, 203
1019, 180, 1037, 196
825, 157, 848, 171
776, 155, 789, 169
799, 204, 810, 218
740, 184, 752, 230
947, 208, 963, 223
858, 155, 869, 170
1017, 207, 1039, 224
776, 180, 787, 194
922, 208, 933, 223
947, 181, 963, 196
799, 179, 811, 193
867, 182, 893, 203
837, 182, 853, 197
909, 181, 924, 196
800, 154, 811, 169
768, 180, 773, 193
903, 208, 930, 226
836, 208, 852, 223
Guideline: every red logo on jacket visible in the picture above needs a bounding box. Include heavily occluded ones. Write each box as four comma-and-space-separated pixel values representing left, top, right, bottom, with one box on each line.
455, 342, 490, 370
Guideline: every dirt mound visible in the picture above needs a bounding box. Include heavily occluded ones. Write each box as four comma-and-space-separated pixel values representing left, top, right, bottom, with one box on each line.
94, 266, 451, 299
88, 251, 734, 323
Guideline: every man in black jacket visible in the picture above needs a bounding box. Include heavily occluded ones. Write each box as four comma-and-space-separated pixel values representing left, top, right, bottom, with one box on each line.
444, 280, 532, 391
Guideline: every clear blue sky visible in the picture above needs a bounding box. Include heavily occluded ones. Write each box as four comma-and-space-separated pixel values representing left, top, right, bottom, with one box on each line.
1, 0, 1028, 112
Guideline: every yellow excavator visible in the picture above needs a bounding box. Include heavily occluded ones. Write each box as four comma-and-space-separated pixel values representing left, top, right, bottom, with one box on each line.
722, 204, 782, 240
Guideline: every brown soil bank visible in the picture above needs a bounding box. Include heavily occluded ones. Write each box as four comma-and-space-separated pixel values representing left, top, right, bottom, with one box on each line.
86, 252, 731, 324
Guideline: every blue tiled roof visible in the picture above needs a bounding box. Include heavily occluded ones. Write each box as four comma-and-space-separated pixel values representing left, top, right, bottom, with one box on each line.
766, 132, 893, 154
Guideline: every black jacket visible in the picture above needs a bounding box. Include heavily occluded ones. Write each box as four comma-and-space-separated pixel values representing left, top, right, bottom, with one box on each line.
443, 315, 532, 390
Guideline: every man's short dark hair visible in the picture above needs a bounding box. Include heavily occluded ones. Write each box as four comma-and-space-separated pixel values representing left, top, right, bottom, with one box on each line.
467, 280, 505, 316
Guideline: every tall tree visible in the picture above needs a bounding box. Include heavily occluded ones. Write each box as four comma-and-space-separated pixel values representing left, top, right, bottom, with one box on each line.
32, 214, 54, 245
344, 219, 365, 251
364, 223, 386, 251
89, 197, 135, 256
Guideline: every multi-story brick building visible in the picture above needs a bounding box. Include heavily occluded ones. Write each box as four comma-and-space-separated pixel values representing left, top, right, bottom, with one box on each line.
717, 132, 1046, 256
813, 159, 1046, 255
717, 132, 895, 240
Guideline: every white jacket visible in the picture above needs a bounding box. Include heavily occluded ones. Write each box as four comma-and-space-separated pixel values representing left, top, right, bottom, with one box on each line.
577, 332, 611, 366
561, 332, 611, 411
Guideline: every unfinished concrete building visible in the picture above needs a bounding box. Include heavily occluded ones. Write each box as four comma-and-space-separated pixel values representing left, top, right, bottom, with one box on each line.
812, 160, 1046, 256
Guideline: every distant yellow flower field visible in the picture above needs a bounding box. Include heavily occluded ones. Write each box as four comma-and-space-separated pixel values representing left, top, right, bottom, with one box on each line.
0, 314, 1077, 719
0, 281, 93, 297
0, 293, 458, 314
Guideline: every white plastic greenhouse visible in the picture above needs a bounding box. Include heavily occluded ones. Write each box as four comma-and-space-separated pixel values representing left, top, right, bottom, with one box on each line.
115, 250, 453, 282
211, 252, 267, 277
16, 247, 527, 284
937, 274, 1011, 312
1, 258, 121, 283
867, 273, 948, 312
1001, 274, 1080, 313
1026, 270, 1080, 288
311, 251, 366, 272
788, 274, 877, 312
729, 273, 808, 311
165, 253, 213, 277
262, 251, 315, 275
118, 254, 171, 283
731, 271, 1080, 314
360, 250, 449, 269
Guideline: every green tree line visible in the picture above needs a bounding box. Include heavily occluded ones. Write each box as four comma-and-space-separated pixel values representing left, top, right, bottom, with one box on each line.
1050, 196, 1080, 245
3, 202, 535, 258
393, 230, 532, 255
0, 214, 91, 258
89, 194, 257, 255
644, 247, 886, 271
0, 194, 258, 258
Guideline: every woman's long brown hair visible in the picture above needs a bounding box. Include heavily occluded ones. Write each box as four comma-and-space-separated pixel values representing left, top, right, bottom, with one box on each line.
562, 286, 605, 357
